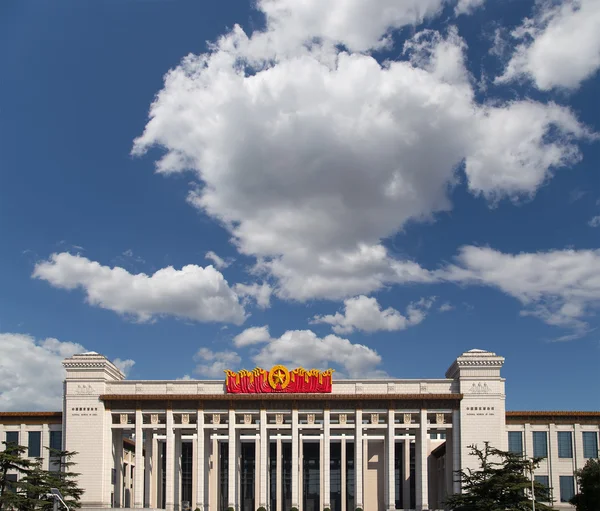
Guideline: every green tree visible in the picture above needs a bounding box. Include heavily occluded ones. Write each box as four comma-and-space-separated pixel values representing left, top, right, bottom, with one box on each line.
570, 458, 600, 511
445, 442, 556, 511
42, 449, 83, 510
18, 458, 51, 511
0, 442, 34, 511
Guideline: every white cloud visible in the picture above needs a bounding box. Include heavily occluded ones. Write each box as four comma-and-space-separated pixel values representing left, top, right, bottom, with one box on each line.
0, 333, 86, 411
588, 216, 600, 227
439, 302, 454, 312
113, 358, 135, 377
252, 330, 385, 378
234, 282, 273, 308
205, 251, 231, 269
33, 252, 246, 325
233, 325, 271, 347
442, 246, 600, 336
132, 4, 592, 302
193, 348, 241, 378
312, 295, 434, 334
497, 0, 600, 90
455, 0, 485, 15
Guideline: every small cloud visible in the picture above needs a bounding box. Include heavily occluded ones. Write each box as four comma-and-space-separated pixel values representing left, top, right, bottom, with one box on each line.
569, 189, 587, 203
234, 325, 271, 347
439, 302, 454, 312
588, 216, 600, 227
205, 251, 232, 269
176, 374, 194, 381
113, 358, 135, 376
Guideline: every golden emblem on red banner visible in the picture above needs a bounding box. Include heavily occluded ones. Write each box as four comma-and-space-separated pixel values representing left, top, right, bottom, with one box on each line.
224, 365, 333, 393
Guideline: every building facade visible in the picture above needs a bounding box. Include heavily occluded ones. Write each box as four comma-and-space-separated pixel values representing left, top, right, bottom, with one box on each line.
1, 349, 598, 511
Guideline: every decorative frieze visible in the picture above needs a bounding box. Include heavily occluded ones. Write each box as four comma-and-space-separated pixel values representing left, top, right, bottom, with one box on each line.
307, 413, 315, 425
120, 414, 128, 425
244, 414, 252, 425
403, 413, 412, 425
436, 413, 445, 425
339, 414, 347, 425
371, 413, 379, 425
181, 413, 190, 425
212, 414, 221, 425
275, 413, 284, 425
150, 414, 159, 425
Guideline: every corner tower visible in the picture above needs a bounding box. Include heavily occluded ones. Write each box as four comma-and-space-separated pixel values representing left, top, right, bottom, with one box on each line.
63, 352, 125, 508
446, 349, 507, 473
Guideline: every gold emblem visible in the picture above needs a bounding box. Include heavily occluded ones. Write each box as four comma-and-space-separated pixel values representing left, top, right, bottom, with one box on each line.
268, 365, 290, 390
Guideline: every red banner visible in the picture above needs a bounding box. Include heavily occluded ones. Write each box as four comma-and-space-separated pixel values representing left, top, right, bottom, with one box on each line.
224, 365, 333, 393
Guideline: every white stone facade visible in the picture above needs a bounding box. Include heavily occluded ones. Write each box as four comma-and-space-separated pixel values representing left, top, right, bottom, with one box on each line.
1, 349, 598, 511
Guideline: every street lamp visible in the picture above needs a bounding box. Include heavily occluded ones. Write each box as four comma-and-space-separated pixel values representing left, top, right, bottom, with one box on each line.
45, 488, 70, 511
528, 462, 536, 511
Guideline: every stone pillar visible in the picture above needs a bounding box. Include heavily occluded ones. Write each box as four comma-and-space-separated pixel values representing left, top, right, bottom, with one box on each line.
115, 429, 124, 508
41, 424, 50, 470
165, 409, 175, 511
276, 436, 282, 511
0, 424, 4, 452
260, 409, 268, 508
135, 409, 144, 508
292, 409, 299, 508
151, 434, 159, 508
324, 409, 331, 508
355, 409, 363, 509
104, 412, 114, 507
548, 423, 560, 503
254, 436, 261, 510
415, 410, 429, 511
197, 408, 205, 510
341, 436, 347, 511
144, 430, 152, 507
20, 424, 28, 454
387, 410, 395, 511
228, 410, 236, 509
175, 429, 182, 511
574, 424, 585, 471
402, 439, 410, 511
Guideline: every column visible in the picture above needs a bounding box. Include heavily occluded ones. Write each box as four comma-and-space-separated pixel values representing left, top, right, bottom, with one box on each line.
144, 430, 152, 507
387, 410, 395, 511
151, 433, 159, 508
41, 424, 50, 470
20, 424, 28, 455
210, 437, 218, 511
115, 429, 124, 508
355, 409, 363, 509
548, 423, 559, 504
415, 410, 429, 511
175, 429, 182, 511
276, 436, 282, 511
228, 410, 236, 509
196, 408, 205, 510
254, 436, 261, 510
292, 409, 299, 508
451, 410, 461, 494
104, 411, 114, 507
135, 409, 144, 508
402, 439, 410, 511
324, 409, 331, 508
165, 409, 175, 511
341, 436, 347, 511
260, 409, 268, 508
0, 424, 4, 452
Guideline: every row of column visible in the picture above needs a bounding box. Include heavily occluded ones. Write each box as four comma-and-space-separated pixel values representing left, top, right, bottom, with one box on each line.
111, 407, 459, 511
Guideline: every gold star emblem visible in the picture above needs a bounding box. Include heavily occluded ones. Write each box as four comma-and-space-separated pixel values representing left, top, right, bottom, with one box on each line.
268, 365, 290, 390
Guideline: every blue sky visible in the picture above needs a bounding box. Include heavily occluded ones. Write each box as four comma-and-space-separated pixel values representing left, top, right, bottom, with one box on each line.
1, 0, 600, 412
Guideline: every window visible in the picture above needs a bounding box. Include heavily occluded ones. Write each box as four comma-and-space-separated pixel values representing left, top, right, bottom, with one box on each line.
5, 431, 19, 445
430, 433, 437, 440
5, 474, 17, 493
559, 475, 575, 503
50, 431, 62, 451
533, 431, 548, 458
28, 431, 41, 458
557, 431, 573, 458
508, 431, 523, 454
582, 432, 598, 459
535, 475, 550, 502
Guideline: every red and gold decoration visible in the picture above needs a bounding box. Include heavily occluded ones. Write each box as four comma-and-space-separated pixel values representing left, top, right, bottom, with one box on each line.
224, 365, 334, 393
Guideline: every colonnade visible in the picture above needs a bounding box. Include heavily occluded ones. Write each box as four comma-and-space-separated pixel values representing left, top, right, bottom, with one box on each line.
106, 404, 460, 511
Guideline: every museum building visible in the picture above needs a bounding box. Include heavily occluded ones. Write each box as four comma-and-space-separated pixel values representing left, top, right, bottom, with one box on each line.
0, 349, 598, 511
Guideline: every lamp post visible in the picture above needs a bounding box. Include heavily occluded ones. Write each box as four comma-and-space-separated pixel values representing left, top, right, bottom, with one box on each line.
529, 462, 536, 511
46, 488, 70, 511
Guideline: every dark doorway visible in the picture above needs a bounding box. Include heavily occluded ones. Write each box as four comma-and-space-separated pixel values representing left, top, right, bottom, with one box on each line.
303, 442, 320, 511
181, 442, 192, 509
330, 443, 342, 511
346, 442, 354, 511
241, 443, 255, 511
282, 443, 292, 510
219, 442, 229, 511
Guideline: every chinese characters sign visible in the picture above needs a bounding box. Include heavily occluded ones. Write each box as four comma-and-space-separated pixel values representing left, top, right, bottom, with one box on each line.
224, 365, 333, 393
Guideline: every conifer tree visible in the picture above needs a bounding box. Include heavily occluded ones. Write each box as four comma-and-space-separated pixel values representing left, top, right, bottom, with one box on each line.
445, 442, 556, 511
0, 442, 33, 511
570, 458, 600, 511
42, 449, 83, 510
